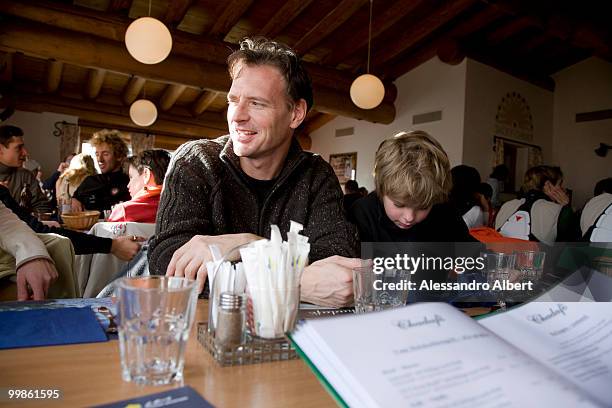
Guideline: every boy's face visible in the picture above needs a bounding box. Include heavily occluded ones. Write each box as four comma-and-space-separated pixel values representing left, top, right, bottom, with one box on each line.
382, 195, 431, 229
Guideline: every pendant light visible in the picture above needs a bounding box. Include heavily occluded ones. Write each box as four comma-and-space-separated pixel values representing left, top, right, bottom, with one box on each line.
350, 0, 385, 110
129, 83, 157, 126
125, 0, 172, 64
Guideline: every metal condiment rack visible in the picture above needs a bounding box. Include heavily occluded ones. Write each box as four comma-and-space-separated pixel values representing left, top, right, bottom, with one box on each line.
197, 323, 297, 367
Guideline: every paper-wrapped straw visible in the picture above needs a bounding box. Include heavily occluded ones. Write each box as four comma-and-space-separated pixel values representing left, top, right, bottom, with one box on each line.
240, 221, 310, 338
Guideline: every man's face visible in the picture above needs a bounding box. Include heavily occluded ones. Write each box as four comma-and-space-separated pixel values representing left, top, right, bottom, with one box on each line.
95, 142, 120, 174
0, 136, 28, 168
382, 195, 432, 230
227, 64, 305, 162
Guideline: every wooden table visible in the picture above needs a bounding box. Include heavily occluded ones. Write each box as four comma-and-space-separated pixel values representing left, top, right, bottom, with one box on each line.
0, 300, 336, 407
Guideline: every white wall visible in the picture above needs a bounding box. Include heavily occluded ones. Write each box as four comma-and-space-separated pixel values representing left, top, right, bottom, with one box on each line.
310, 57, 467, 192
4, 110, 78, 178
552, 57, 612, 209
463, 59, 554, 185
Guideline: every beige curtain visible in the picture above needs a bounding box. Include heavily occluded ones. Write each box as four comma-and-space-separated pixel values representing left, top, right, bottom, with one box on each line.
130, 133, 155, 155
60, 123, 80, 160
528, 146, 543, 168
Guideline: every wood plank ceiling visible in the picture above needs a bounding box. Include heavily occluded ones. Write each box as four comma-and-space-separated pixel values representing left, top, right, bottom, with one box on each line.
0, 0, 610, 148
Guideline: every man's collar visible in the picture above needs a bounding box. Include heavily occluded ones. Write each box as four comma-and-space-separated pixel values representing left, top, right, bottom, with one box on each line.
220, 136, 306, 180
0, 162, 16, 175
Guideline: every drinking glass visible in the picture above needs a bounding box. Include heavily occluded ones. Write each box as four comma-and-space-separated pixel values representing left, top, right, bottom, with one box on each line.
514, 250, 546, 283
117, 276, 197, 385
353, 265, 411, 314
481, 252, 516, 310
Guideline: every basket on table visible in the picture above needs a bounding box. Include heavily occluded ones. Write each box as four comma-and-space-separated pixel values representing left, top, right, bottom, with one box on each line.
61, 210, 100, 230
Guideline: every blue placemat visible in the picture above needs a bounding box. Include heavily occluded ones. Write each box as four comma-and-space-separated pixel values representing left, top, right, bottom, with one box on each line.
0, 306, 108, 349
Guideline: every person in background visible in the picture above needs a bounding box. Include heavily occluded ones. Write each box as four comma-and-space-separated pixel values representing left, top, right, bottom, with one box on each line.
342, 179, 362, 213
0, 184, 143, 262
358, 186, 368, 197
149, 38, 359, 307
349, 131, 473, 243
477, 182, 495, 227
449, 165, 486, 229
43, 153, 76, 210
495, 165, 580, 244
71, 130, 130, 213
0, 125, 50, 212
486, 164, 510, 208
22, 158, 44, 191
107, 149, 171, 223
0, 201, 73, 300
580, 177, 612, 242
56, 153, 97, 214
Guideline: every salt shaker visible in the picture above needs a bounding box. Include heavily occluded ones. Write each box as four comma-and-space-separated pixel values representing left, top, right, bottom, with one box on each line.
215, 292, 245, 349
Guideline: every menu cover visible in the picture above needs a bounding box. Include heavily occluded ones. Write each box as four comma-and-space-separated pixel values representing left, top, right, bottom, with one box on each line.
0, 306, 108, 349
94, 386, 214, 408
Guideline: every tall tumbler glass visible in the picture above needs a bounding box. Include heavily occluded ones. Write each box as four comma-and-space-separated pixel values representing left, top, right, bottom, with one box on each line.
353, 266, 411, 314
117, 276, 197, 385
481, 252, 516, 310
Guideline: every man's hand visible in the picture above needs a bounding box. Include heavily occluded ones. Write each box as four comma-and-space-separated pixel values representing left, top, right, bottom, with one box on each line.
543, 181, 570, 206
300, 255, 362, 308
111, 236, 145, 261
16, 258, 59, 300
166, 233, 261, 294
70, 198, 84, 212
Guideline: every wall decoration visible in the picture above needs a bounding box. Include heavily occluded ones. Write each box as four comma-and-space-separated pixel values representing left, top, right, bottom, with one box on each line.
329, 152, 357, 185
495, 92, 534, 141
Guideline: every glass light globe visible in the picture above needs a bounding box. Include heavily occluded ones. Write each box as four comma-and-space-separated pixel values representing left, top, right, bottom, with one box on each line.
125, 17, 173, 64
350, 74, 385, 109
130, 99, 158, 126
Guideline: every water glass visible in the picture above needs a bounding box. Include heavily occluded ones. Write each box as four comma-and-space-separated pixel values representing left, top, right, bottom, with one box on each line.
353, 265, 410, 314
514, 250, 546, 282
117, 276, 197, 385
481, 252, 516, 309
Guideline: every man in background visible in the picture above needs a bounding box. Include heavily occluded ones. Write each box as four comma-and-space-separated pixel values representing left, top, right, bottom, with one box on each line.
71, 129, 130, 213
0, 125, 50, 212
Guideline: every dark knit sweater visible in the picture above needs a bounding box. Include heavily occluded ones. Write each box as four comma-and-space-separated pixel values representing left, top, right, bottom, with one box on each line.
0, 185, 112, 254
149, 136, 359, 275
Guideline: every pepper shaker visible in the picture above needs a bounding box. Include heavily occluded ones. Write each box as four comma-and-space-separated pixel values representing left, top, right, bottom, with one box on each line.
215, 292, 245, 349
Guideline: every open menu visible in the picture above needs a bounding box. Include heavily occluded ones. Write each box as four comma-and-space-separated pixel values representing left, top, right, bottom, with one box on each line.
289, 300, 612, 407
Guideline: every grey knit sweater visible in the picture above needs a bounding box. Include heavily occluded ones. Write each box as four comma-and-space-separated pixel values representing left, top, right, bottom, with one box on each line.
148, 136, 358, 275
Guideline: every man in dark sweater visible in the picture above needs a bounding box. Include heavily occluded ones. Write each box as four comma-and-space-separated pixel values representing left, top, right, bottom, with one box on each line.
149, 38, 359, 307
71, 130, 130, 213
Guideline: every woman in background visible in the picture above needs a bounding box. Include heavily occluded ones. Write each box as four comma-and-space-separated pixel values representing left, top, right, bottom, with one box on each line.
449, 165, 487, 229
56, 153, 96, 213
107, 149, 171, 223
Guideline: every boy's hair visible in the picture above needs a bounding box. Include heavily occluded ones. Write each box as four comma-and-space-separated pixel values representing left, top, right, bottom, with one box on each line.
127, 149, 171, 186
227, 37, 313, 112
522, 165, 562, 193
0, 125, 23, 147
374, 131, 451, 209
90, 129, 129, 161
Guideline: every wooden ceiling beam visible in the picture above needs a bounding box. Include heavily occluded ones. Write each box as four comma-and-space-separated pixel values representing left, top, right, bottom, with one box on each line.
84, 68, 106, 100
0, 1, 397, 108
163, 0, 194, 27
159, 84, 187, 111
44, 59, 63, 93
372, 0, 477, 67
293, 0, 367, 55
486, 16, 535, 46
10, 91, 226, 139
259, 0, 314, 39
107, 0, 132, 13
122, 75, 146, 105
192, 91, 219, 116
323, 0, 425, 66
208, 0, 254, 40
0, 20, 395, 123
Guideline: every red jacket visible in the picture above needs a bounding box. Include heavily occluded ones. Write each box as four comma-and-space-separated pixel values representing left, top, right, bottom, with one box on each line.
107, 186, 161, 223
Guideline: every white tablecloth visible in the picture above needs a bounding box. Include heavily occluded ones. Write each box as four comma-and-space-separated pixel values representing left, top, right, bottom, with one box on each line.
75, 222, 156, 298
